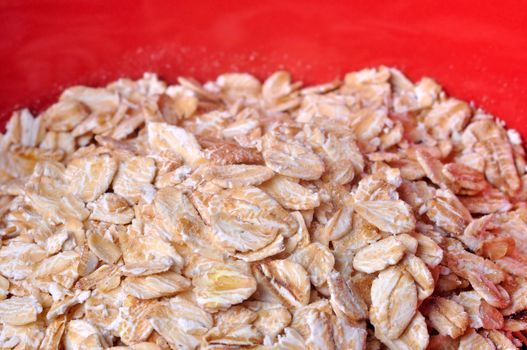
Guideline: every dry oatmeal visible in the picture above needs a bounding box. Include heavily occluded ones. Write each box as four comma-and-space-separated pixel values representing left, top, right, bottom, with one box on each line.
0, 67, 526, 349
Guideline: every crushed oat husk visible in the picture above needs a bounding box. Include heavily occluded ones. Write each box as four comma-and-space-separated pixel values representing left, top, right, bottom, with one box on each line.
0, 67, 526, 349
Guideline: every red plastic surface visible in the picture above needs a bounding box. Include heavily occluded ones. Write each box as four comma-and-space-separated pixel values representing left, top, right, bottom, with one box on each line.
1, 0, 527, 133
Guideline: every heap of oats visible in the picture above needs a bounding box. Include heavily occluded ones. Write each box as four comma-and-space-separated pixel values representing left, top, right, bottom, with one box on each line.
0, 67, 526, 350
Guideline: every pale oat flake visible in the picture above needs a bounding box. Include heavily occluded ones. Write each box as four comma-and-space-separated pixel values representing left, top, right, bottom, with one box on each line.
0, 67, 526, 348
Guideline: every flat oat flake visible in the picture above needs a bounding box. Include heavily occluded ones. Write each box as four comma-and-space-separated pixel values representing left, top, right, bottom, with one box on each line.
1, 68, 527, 348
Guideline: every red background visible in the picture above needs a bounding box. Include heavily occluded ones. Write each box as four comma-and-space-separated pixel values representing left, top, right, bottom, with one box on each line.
1, 0, 526, 132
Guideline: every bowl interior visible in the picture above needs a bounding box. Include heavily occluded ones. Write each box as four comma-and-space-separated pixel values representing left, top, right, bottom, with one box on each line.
1, 0, 526, 133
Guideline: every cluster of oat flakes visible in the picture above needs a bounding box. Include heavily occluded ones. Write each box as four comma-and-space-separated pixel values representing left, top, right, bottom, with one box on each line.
0, 66, 526, 349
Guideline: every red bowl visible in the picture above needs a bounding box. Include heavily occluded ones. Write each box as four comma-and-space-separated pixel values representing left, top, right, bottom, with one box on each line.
1, 0, 527, 133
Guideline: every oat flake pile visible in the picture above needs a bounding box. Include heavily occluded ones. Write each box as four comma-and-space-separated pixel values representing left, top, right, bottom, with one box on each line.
0, 67, 527, 350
